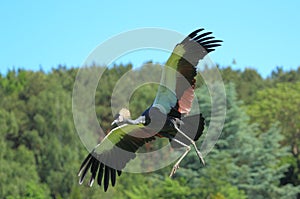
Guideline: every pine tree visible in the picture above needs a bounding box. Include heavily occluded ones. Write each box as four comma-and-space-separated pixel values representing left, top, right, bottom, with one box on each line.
175, 83, 299, 198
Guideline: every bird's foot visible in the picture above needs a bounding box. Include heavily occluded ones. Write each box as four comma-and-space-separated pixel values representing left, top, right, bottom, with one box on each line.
169, 164, 180, 178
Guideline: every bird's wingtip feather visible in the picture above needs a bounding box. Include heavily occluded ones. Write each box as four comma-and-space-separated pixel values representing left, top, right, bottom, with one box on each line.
188, 28, 204, 38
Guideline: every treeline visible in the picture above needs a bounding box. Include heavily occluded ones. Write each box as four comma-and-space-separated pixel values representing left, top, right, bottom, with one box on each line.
0, 64, 299, 198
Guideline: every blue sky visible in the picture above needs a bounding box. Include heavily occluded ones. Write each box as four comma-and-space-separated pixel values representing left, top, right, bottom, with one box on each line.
1, 0, 299, 78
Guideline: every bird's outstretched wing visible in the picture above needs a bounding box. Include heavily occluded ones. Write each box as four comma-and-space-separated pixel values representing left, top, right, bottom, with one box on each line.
153, 28, 222, 115
78, 124, 156, 192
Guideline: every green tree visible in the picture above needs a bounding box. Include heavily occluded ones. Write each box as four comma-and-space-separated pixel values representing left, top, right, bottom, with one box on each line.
172, 84, 299, 198
269, 66, 300, 83
1, 64, 300, 198
220, 67, 265, 104
247, 82, 300, 193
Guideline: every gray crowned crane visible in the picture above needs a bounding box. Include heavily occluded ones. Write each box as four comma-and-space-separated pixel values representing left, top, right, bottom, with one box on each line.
78, 28, 222, 192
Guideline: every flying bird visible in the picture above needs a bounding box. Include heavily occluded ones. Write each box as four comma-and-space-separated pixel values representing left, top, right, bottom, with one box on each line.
78, 28, 222, 192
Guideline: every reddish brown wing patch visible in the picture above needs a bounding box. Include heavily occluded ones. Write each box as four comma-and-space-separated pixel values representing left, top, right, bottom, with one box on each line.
178, 86, 195, 114
175, 45, 198, 115
175, 29, 222, 115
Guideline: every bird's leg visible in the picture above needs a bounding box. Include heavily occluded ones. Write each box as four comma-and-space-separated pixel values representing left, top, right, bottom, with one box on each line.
172, 120, 205, 165
169, 138, 191, 178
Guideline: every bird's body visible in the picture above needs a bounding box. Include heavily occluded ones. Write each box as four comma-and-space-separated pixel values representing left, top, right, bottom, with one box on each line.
78, 28, 222, 191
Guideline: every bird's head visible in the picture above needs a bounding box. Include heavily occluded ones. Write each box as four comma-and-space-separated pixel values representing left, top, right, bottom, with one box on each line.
111, 108, 131, 126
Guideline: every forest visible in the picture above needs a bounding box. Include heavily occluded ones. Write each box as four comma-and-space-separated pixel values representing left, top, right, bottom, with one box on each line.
0, 63, 299, 199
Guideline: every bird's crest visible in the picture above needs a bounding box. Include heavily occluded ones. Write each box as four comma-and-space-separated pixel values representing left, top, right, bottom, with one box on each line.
119, 108, 131, 119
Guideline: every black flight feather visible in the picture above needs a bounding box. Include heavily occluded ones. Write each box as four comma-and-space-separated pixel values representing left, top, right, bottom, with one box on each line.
111, 168, 116, 187
117, 170, 122, 176
197, 36, 215, 43
188, 28, 204, 38
97, 163, 104, 186
201, 40, 223, 46
78, 153, 92, 176
193, 31, 212, 40
79, 156, 93, 184
104, 165, 110, 192
89, 158, 99, 186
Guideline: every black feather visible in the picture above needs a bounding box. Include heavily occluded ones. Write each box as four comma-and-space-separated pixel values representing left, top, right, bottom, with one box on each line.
188, 28, 204, 38
104, 165, 110, 192
79, 156, 93, 184
193, 32, 212, 40
78, 153, 92, 176
170, 113, 205, 148
89, 158, 99, 186
97, 163, 104, 186
89, 157, 96, 173
200, 40, 223, 46
207, 49, 215, 53
117, 170, 122, 176
197, 36, 215, 43
203, 44, 222, 48
111, 168, 116, 187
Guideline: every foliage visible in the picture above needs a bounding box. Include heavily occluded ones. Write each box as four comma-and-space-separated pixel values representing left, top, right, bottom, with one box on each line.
0, 64, 300, 198
247, 81, 300, 191
174, 84, 300, 198
220, 67, 265, 104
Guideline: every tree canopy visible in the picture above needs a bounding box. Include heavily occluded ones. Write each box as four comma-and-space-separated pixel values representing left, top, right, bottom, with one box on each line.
0, 64, 299, 198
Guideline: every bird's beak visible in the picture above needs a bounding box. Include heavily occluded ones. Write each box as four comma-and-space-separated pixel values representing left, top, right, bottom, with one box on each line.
111, 119, 118, 126
111, 113, 120, 126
